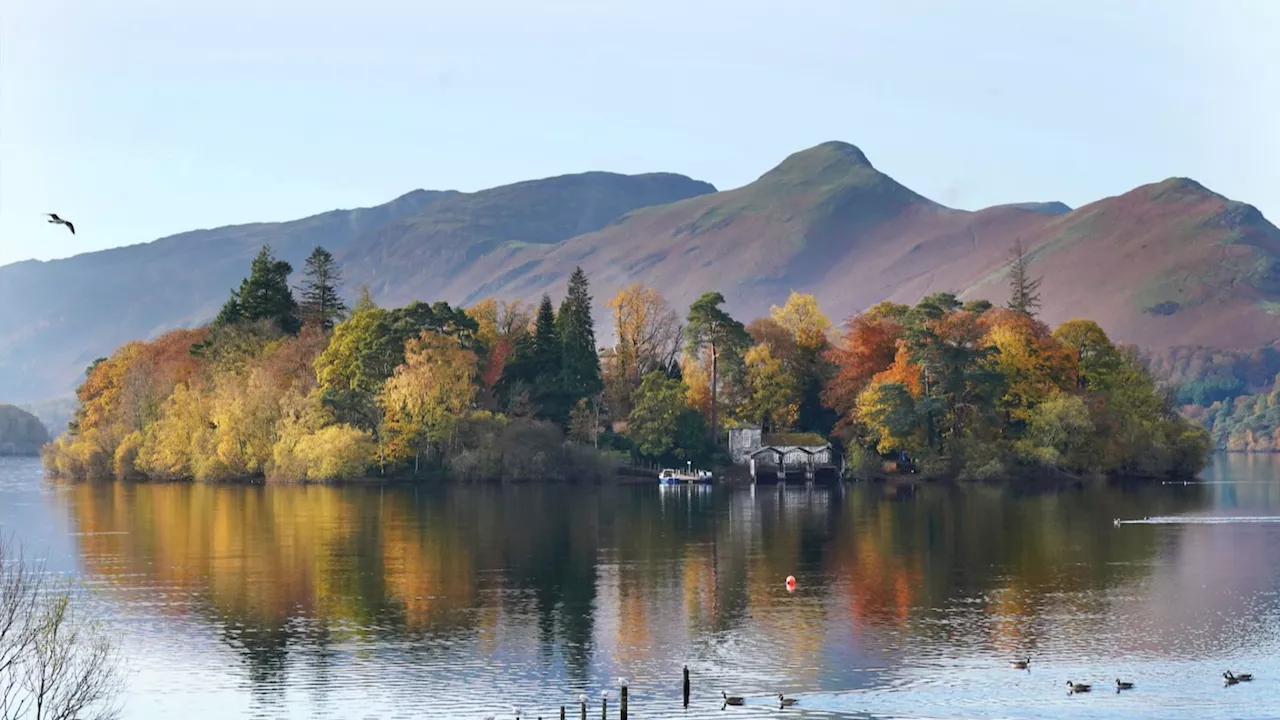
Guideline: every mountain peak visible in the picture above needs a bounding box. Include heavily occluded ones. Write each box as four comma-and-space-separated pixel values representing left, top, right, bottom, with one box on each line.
753, 141, 901, 199
764, 141, 874, 178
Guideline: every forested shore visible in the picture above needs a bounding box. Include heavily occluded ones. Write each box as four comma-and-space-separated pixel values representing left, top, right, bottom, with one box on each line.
44, 244, 1209, 483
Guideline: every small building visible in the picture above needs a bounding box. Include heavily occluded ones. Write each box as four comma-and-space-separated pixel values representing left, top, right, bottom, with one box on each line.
727, 426, 840, 483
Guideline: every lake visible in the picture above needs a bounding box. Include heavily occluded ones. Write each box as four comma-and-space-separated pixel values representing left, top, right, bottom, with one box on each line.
1, 455, 1278, 719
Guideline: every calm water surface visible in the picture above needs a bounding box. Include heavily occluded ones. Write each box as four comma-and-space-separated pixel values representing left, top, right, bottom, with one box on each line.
1, 455, 1279, 719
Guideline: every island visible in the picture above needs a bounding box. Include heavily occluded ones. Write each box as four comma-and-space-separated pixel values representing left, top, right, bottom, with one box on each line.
44, 245, 1209, 484
0, 404, 51, 456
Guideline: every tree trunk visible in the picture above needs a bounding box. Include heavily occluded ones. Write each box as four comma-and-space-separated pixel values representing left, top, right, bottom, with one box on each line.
710, 343, 719, 445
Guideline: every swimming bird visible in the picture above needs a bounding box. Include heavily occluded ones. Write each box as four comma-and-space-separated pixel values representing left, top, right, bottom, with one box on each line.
46, 213, 75, 234
722, 691, 744, 706
778, 694, 798, 707
1116, 679, 1134, 690
1224, 672, 1239, 685
1228, 671, 1253, 682
1067, 681, 1091, 693
1011, 657, 1031, 670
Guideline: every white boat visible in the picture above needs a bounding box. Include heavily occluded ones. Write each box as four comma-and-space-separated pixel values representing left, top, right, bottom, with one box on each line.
658, 468, 714, 485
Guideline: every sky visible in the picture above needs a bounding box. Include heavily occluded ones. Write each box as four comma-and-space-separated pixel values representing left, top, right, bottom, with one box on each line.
1, 0, 1278, 268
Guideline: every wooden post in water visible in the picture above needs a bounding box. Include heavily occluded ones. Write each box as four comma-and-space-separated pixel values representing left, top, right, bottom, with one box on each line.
620, 681, 628, 720
683, 665, 690, 708
601, 693, 607, 720
560, 707, 565, 720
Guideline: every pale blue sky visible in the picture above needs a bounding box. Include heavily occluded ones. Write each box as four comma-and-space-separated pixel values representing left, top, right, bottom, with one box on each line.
2, 0, 1277, 268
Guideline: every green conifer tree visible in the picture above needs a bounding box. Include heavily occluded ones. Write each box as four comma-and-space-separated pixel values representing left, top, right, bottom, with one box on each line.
299, 246, 348, 330
557, 267, 603, 404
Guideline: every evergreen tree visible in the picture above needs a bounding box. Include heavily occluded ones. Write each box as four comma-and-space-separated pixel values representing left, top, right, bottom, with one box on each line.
214, 290, 243, 326
532, 294, 562, 382
685, 291, 750, 444
530, 295, 570, 421
299, 246, 348, 330
1006, 241, 1042, 316
557, 267, 603, 403
218, 245, 301, 333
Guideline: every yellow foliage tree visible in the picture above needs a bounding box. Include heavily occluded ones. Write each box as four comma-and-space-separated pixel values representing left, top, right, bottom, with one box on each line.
286, 424, 376, 481
379, 331, 479, 471
855, 380, 920, 454
604, 284, 682, 419
680, 350, 714, 420
770, 291, 831, 349
981, 311, 1077, 421
738, 344, 800, 431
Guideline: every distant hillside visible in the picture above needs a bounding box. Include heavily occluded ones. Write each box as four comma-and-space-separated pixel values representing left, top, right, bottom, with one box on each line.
0, 173, 715, 403
2, 141, 1279, 404
0, 189, 444, 404
0, 404, 50, 456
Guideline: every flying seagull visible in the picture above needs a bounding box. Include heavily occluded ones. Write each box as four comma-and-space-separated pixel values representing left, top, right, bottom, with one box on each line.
46, 213, 75, 234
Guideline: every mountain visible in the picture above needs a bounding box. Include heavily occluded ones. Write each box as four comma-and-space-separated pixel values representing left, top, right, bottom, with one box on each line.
338, 171, 716, 306
0, 173, 715, 403
2, 141, 1278, 404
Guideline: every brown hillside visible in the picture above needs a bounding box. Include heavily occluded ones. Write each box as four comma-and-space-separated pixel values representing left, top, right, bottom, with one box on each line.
962, 178, 1280, 348
399, 143, 1280, 351
3, 141, 1278, 404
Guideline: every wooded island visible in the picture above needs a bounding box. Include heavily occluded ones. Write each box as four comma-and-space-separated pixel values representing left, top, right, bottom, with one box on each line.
45, 244, 1209, 483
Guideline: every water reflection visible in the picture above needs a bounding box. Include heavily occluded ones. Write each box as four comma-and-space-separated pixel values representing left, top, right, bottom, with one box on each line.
23, 456, 1276, 718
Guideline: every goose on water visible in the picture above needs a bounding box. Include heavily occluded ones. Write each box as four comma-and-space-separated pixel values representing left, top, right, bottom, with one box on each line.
1224, 672, 1240, 686
778, 694, 798, 707
1226, 670, 1253, 682
1116, 679, 1134, 690
722, 691, 745, 706
1011, 657, 1030, 670
1067, 681, 1091, 693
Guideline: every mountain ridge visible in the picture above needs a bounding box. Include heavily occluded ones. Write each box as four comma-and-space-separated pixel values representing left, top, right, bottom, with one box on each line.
2, 141, 1278, 404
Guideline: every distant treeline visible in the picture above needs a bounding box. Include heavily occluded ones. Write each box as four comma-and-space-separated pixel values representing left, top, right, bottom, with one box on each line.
1150, 345, 1280, 451
45, 244, 1209, 482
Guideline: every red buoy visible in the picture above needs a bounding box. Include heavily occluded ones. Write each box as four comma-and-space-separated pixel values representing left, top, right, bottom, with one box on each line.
785, 575, 796, 591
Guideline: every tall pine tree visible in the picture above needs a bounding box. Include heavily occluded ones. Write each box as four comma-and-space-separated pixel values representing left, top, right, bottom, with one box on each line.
1006, 240, 1042, 316
685, 291, 750, 444
529, 295, 569, 422
214, 245, 301, 333
299, 246, 348, 330
557, 267, 602, 404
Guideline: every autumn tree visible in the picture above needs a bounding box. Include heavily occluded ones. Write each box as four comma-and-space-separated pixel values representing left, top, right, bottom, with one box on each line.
315, 299, 478, 434
768, 292, 835, 434
685, 292, 749, 444
603, 285, 683, 420
298, 246, 348, 330
739, 344, 799, 432
824, 314, 902, 427
1053, 319, 1122, 393
467, 298, 532, 390
379, 332, 479, 474
856, 381, 919, 453
770, 291, 831, 348
1006, 240, 1042, 316
981, 308, 1076, 424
